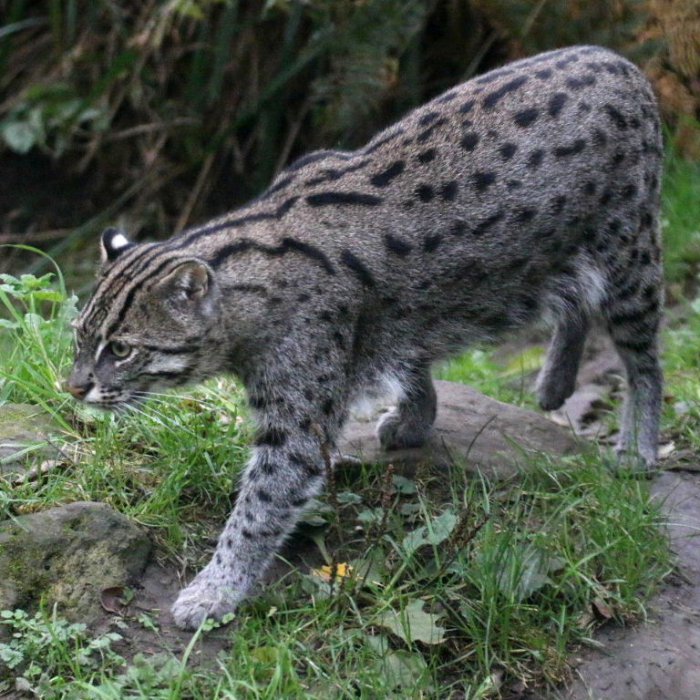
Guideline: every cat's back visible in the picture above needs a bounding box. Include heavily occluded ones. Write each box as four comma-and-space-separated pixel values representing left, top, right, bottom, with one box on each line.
179, 45, 661, 304
240, 45, 659, 248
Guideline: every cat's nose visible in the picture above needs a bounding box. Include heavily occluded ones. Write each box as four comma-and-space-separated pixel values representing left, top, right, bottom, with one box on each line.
65, 379, 92, 400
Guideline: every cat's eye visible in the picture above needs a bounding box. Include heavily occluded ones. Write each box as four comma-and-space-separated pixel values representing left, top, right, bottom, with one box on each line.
109, 341, 132, 359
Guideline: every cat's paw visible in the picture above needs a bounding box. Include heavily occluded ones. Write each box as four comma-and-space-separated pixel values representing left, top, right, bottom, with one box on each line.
171, 569, 242, 630
376, 409, 432, 450
614, 444, 657, 474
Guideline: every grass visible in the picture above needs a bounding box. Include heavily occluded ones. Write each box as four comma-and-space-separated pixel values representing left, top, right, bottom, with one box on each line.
0, 157, 698, 696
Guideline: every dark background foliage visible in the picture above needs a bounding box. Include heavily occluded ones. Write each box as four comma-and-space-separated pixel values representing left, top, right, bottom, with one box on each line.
0, 0, 696, 276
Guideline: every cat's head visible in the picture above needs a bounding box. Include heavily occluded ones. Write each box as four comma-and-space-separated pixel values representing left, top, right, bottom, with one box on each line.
67, 228, 220, 408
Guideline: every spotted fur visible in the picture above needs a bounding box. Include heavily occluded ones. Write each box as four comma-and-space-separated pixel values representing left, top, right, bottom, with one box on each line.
68, 46, 664, 629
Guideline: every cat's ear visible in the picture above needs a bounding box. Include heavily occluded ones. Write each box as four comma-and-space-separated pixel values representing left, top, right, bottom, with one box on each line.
100, 228, 134, 264
158, 259, 211, 303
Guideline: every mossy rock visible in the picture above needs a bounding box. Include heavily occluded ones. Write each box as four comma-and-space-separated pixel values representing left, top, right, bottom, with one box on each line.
0, 403, 63, 473
0, 501, 151, 623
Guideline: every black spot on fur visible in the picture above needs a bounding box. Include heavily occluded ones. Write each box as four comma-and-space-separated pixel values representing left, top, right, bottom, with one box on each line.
417, 148, 436, 164
416, 184, 434, 202
437, 91, 458, 104
583, 181, 596, 196
599, 189, 613, 205
423, 234, 442, 252
461, 132, 479, 151
611, 150, 626, 167
527, 149, 544, 169
551, 195, 567, 214
418, 111, 441, 127
384, 234, 413, 256
514, 108, 539, 127
255, 427, 287, 448
458, 99, 476, 114
340, 249, 375, 287
440, 181, 458, 201
370, 161, 406, 187
621, 183, 638, 200
565, 74, 596, 90
451, 220, 467, 236
482, 76, 528, 109
416, 118, 448, 143
603, 104, 628, 129
592, 128, 608, 147
472, 210, 504, 236
499, 142, 518, 160
516, 208, 537, 223
553, 139, 586, 157
257, 489, 272, 503
322, 398, 334, 415
548, 92, 569, 117
535, 68, 553, 80
608, 219, 622, 234
473, 171, 496, 192
555, 55, 579, 69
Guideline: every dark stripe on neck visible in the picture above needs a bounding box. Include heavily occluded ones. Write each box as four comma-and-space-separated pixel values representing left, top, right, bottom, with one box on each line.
340, 250, 376, 287
306, 191, 382, 207
209, 237, 336, 275
173, 196, 300, 248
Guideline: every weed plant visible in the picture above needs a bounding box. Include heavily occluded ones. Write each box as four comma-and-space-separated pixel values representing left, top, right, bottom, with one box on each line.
0, 258, 681, 697
0, 149, 695, 698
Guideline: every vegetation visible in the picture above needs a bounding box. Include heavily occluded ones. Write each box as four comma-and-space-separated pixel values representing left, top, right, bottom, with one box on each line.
0, 0, 692, 266
0, 157, 698, 696
0, 0, 698, 696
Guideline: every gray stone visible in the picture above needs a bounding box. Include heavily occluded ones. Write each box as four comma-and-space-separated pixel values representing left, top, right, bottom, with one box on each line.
0, 501, 151, 623
339, 380, 580, 480
0, 403, 62, 474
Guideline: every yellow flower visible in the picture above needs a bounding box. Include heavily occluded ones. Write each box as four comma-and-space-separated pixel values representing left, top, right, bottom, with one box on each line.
312, 562, 354, 583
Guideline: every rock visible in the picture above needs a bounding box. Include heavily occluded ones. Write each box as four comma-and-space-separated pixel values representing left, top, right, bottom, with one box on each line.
0, 501, 151, 623
0, 403, 63, 475
339, 380, 579, 480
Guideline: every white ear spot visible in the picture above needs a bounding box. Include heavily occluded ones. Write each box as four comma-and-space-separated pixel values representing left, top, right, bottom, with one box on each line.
111, 233, 130, 250
101, 227, 133, 263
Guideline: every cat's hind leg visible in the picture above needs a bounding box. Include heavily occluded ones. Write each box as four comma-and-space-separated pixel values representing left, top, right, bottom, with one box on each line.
603, 270, 663, 470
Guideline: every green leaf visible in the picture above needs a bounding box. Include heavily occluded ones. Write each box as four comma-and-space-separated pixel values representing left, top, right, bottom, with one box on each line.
1, 121, 36, 153
392, 474, 416, 494
495, 545, 565, 602
402, 509, 457, 555
365, 634, 429, 693
375, 599, 446, 645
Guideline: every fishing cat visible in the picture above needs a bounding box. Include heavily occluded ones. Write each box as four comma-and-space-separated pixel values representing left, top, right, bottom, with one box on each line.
68, 45, 664, 629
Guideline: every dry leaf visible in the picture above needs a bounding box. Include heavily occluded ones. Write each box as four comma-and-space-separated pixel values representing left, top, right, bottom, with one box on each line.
100, 586, 130, 615
592, 597, 613, 621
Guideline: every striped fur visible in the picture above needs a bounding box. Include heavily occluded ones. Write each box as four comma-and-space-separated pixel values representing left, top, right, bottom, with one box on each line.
68, 46, 664, 628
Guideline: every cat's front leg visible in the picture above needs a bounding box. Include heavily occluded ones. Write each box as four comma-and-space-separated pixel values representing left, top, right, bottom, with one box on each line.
171, 424, 329, 629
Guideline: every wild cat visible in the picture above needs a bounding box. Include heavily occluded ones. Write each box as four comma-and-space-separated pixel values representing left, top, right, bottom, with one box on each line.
68, 45, 664, 629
